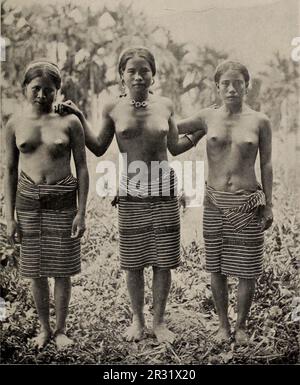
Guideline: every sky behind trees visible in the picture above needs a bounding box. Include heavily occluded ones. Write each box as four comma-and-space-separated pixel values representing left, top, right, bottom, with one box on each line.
4, 0, 298, 75
137, 0, 299, 74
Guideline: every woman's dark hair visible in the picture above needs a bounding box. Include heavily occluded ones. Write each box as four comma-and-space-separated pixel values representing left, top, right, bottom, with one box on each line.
214, 60, 250, 87
22, 60, 61, 90
118, 47, 156, 76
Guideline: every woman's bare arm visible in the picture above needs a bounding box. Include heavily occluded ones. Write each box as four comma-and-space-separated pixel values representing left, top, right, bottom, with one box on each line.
167, 99, 205, 155
177, 109, 208, 136
5, 117, 19, 244
259, 114, 273, 230
69, 115, 89, 217
69, 115, 89, 238
259, 116, 273, 206
5, 119, 19, 220
60, 101, 115, 157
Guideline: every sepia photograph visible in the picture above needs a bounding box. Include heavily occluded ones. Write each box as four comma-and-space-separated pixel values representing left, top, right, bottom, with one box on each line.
0, 0, 299, 367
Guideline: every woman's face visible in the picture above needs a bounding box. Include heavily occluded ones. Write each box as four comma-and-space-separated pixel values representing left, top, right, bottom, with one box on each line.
217, 69, 247, 105
25, 76, 57, 111
122, 56, 153, 94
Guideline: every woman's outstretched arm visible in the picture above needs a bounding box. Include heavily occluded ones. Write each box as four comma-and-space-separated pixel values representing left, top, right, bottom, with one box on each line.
167, 99, 205, 155
59, 101, 115, 157
177, 109, 208, 136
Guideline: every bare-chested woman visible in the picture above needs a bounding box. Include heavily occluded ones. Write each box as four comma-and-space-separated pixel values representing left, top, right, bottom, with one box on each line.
178, 61, 273, 345
5, 60, 89, 349
58, 47, 197, 343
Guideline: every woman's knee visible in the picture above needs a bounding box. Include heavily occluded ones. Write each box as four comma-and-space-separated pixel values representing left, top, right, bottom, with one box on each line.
126, 269, 144, 279
211, 272, 227, 283
31, 277, 48, 289
54, 277, 71, 289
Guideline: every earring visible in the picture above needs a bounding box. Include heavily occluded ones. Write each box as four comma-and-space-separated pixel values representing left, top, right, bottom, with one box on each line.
120, 80, 127, 97
148, 78, 155, 94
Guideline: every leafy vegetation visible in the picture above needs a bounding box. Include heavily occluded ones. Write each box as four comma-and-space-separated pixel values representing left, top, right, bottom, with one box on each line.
1, 0, 299, 365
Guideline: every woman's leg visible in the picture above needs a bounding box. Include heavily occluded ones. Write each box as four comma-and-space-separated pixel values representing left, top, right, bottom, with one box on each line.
235, 278, 256, 345
124, 269, 145, 341
54, 277, 73, 349
211, 272, 231, 343
152, 267, 175, 343
31, 278, 52, 348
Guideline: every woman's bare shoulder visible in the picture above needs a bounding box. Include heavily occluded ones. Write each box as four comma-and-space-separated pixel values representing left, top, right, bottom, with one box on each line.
158, 95, 173, 107
245, 108, 271, 134
244, 105, 270, 121
256, 111, 270, 124
104, 95, 124, 117
63, 113, 83, 130
201, 106, 217, 117
257, 113, 271, 132
190, 106, 218, 124
5, 113, 21, 132
105, 95, 119, 109
153, 96, 175, 116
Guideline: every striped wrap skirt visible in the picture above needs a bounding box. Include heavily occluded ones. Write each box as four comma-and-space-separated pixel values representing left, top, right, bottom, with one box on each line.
203, 184, 266, 279
117, 168, 181, 270
16, 171, 81, 278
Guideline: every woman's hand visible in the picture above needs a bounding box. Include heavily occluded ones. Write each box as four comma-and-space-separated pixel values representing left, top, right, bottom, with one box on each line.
260, 205, 273, 231
55, 100, 83, 118
71, 213, 86, 239
7, 219, 20, 246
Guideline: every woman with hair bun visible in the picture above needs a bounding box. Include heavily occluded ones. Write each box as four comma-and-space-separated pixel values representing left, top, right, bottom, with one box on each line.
5, 60, 89, 349
60, 47, 199, 343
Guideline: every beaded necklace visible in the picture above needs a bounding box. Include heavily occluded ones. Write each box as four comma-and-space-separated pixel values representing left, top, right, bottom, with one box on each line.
131, 99, 148, 108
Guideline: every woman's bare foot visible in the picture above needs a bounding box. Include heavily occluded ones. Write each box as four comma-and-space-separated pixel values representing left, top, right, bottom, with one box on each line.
235, 328, 249, 345
54, 333, 74, 350
213, 327, 231, 344
31, 330, 52, 349
153, 323, 175, 344
123, 320, 145, 342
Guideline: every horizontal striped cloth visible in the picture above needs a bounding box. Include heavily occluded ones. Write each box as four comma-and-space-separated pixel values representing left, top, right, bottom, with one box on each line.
203, 184, 266, 279
16, 171, 81, 279
117, 168, 181, 270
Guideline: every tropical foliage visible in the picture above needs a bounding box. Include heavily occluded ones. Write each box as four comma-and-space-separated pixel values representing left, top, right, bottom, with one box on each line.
0, 0, 299, 365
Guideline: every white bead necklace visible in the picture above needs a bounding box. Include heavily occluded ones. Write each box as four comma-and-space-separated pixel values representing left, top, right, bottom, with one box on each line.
131, 99, 148, 108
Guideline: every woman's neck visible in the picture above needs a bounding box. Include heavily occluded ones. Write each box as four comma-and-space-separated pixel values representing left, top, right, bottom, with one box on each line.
27, 104, 52, 117
129, 90, 149, 102
223, 102, 243, 115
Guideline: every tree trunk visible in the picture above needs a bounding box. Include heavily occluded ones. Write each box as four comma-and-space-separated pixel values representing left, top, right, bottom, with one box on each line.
280, 98, 289, 132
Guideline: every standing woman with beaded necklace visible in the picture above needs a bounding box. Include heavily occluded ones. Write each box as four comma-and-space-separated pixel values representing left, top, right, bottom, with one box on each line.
59, 47, 199, 343
5, 60, 89, 350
